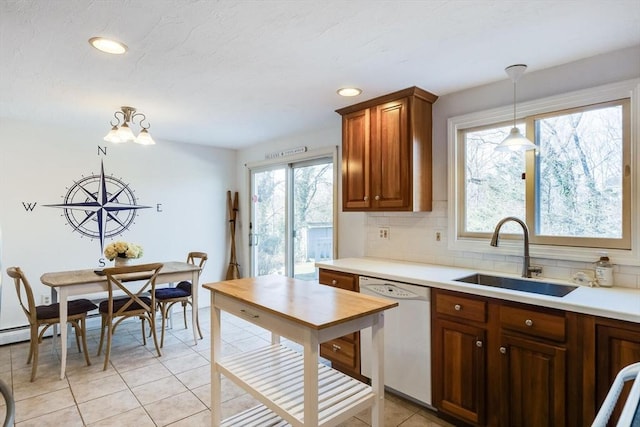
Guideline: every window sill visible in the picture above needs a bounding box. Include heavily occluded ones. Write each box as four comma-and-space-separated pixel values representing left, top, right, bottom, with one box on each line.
448, 236, 640, 267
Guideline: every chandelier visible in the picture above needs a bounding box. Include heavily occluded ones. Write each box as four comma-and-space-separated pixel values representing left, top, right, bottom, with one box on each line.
103, 106, 156, 145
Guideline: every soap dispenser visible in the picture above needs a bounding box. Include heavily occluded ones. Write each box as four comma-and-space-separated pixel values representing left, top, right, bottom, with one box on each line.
594, 253, 614, 287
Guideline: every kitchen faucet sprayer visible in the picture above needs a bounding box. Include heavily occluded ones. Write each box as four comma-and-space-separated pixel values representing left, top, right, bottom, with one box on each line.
490, 216, 541, 278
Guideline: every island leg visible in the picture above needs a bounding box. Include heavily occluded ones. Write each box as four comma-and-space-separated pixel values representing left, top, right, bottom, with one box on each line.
303, 329, 319, 427
371, 312, 385, 427
211, 295, 222, 427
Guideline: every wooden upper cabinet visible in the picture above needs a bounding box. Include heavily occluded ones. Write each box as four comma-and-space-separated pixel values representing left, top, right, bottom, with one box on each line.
337, 86, 438, 212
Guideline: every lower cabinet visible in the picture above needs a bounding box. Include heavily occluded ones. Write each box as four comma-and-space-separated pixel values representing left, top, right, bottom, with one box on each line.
594, 318, 640, 426
433, 318, 486, 425
432, 289, 574, 427
318, 269, 361, 379
499, 334, 566, 427
432, 290, 488, 425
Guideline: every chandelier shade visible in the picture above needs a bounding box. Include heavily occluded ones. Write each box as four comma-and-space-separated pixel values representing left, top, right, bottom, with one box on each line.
496, 64, 536, 152
103, 106, 156, 145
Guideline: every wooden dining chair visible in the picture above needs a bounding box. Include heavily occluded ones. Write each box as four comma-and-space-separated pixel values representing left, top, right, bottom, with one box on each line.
154, 251, 207, 347
6, 266, 96, 381
96, 263, 163, 370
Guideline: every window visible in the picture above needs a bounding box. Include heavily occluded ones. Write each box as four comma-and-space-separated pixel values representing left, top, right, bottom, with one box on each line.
449, 80, 638, 264
462, 122, 527, 235
530, 101, 630, 248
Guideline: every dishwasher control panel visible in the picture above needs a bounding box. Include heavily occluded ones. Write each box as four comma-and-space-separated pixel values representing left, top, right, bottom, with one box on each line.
364, 284, 419, 299
359, 276, 429, 301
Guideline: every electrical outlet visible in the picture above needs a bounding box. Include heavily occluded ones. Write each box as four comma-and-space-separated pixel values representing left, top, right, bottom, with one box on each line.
435, 231, 441, 242
378, 227, 389, 240
41, 295, 51, 305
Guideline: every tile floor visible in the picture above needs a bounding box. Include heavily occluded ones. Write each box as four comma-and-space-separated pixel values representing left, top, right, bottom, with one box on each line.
0, 307, 453, 426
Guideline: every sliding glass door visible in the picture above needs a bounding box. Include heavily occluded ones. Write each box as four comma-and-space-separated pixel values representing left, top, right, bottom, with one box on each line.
249, 156, 334, 280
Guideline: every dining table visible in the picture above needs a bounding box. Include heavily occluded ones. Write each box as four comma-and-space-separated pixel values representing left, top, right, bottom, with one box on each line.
40, 261, 202, 379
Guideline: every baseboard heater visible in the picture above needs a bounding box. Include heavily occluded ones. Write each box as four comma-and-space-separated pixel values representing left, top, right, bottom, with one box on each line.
0, 313, 103, 346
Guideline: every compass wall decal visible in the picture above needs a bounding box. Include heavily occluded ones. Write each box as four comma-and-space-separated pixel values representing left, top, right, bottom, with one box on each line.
44, 158, 150, 253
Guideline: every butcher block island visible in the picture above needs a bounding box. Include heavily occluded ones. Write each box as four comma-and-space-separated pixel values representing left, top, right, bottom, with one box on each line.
203, 275, 398, 427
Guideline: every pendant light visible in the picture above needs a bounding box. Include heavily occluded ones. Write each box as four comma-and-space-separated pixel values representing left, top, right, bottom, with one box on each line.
496, 64, 536, 152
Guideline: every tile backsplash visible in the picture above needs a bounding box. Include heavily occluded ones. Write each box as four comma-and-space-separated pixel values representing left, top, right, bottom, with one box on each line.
364, 201, 640, 289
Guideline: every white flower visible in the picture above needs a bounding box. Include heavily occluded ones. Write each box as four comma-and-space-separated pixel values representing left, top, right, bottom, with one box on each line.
104, 241, 143, 260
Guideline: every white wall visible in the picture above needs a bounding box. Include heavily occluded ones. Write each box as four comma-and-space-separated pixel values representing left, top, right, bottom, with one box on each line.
0, 118, 235, 341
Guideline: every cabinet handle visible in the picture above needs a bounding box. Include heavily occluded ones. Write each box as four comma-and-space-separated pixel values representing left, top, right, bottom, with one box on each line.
331, 279, 337, 285
364, 196, 369, 201
375, 195, 380, 200
499, 346, 507, 354
240, 309, 260, 319
476, 340, 483, 348
525, 319, 533, 327
454, 304, 461, 311
332, 344, 341, 352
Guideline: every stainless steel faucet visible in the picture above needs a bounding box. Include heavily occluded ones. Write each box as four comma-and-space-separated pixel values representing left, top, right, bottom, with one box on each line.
490, 216, 540, 278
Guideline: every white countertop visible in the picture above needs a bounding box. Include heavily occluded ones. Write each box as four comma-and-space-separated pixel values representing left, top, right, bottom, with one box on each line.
316, 257, 640, 323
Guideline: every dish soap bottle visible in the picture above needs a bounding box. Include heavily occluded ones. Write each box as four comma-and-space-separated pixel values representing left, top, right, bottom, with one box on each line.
594, 253, 614, 287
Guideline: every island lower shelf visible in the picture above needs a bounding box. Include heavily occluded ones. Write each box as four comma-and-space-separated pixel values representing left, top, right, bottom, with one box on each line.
218, 344, 374, 426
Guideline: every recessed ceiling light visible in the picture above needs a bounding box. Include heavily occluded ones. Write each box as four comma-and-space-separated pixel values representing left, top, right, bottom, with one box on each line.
88, 37, 128, 55
337, 87, 362, 97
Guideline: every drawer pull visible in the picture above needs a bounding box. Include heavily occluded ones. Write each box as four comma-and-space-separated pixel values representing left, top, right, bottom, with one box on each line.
525, 319, 533, 327
375, 195, 380, 200
332, 344, 341, 352
499, 346, 507, 354
476, 340, 483, 348
240, 309, 259, 319
331, 279, 337, 285
454, 304, 462, 311
364, 196, 369, 201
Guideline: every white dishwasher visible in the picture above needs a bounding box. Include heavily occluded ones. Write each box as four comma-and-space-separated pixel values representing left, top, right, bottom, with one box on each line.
359, 276, 432, 408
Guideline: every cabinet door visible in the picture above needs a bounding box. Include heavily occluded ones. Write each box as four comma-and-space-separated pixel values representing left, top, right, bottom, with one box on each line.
500, 334, 566, 427
596, 323, 640, 426
433, 318, 486, 425
371, 98, 410, 209
342, 108, 371, 210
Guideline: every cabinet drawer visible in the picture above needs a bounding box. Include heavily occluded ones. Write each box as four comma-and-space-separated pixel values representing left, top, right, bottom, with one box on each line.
319, 269, 356, 292
321, 338, 357, 369
435, 292, 487, 323
500, 306, 565, 342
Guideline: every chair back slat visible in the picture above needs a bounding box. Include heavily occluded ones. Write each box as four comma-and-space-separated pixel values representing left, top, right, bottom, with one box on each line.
187, 252, 208, 269
103, 263, 163, 317
6, 267, 37, 323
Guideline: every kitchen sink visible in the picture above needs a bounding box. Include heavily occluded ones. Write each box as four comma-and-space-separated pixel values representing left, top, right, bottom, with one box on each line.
454, 273, 578, 297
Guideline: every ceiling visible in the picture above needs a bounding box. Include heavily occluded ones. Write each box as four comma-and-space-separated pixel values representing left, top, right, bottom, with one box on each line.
1, 1, 639, 149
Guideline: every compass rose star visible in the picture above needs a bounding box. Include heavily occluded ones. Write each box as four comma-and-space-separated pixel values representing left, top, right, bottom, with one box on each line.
44, 160, 150, 252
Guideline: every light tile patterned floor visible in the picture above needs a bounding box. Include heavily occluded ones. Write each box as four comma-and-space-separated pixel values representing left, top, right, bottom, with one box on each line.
0, 308, 453, 426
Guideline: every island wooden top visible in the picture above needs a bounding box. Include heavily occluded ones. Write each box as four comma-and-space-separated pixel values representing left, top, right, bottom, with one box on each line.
41, 261, 199, 287
203, 275, 398, 330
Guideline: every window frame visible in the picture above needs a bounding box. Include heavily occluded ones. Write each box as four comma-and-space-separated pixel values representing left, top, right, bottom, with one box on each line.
448, 79, 640, 265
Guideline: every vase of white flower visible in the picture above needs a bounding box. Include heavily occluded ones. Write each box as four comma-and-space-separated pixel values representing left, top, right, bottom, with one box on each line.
104, 241, 143, 266
114, 256, 130, 267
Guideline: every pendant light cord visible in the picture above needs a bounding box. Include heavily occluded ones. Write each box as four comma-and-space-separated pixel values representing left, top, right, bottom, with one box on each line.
513, 80, 517, 128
